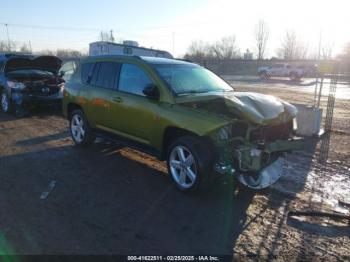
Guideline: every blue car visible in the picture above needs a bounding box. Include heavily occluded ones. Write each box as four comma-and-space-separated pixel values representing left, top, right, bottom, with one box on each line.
0, 53, 64, 116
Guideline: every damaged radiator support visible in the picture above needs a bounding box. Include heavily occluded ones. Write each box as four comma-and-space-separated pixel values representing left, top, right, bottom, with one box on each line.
214, 137, 304, 189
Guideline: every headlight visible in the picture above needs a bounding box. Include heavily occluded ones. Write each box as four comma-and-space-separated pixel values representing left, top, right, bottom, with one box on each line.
7, 81, 26, 90
293, 118, 298, 131
216, 124, 232, 141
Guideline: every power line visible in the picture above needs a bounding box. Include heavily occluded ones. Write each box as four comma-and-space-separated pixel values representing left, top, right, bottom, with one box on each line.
0, 22, 102, 32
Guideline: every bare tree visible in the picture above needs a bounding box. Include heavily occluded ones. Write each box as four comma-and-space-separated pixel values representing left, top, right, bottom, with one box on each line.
254, 20, 269, 60
37, 49, 55, 56
278, 30, 309, 60
278, 30, 297, 59
185, 40, 211, 59
295, 41, 309, 59
0, 40, 17, 52
20, 43, 31, 53
0, 40, 7, 51
56, 49, 85, 59
321, 42, 334, 60
210, 36, 240, 59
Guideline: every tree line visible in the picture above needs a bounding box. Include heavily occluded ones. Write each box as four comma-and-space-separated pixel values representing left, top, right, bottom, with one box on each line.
185, 20, 342, 61
0, 40, 86, 60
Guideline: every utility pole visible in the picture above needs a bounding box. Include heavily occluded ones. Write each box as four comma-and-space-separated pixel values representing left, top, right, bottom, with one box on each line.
5, 24, 11, 51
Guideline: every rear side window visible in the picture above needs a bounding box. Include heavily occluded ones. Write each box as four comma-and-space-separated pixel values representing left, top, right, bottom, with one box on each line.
81, 63, 94, 84
118, 64, 153, 96
90, 62, 120, 89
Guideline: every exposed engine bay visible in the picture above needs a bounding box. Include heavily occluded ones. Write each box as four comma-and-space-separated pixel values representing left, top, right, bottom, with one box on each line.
0, 55, 64, 116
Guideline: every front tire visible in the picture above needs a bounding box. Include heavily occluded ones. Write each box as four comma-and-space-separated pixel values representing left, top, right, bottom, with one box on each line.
167, 136, 214, 192
69, 109, 95, 147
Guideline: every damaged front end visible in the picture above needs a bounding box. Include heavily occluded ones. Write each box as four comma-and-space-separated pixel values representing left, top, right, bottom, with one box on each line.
212, 119, 304, 189
178, 91, 304, 190
176, 90, 305, 189
2, 55, 63, 115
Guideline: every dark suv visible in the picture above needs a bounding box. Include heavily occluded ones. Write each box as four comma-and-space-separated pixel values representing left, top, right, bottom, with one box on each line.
0, 53, 64, 115
63, 55, 303, 191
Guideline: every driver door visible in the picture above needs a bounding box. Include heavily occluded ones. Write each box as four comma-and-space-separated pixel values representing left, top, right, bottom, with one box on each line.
108, 63, 159, 145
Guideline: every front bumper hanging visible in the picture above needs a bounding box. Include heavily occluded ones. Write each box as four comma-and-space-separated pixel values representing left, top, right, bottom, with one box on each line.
214, 137, 304, 189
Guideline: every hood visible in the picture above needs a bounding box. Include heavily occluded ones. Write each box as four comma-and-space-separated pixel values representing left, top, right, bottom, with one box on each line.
5, 56, 62, 74
176, 92, 297, 125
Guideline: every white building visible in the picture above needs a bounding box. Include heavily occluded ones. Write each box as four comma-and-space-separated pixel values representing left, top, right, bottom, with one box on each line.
89, 41, 173, 58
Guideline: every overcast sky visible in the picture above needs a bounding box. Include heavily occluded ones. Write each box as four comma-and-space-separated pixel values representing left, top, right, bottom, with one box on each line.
0, 0, 349, 57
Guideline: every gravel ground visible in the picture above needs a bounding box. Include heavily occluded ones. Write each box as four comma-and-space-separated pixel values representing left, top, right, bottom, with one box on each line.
0, 77, 349, 259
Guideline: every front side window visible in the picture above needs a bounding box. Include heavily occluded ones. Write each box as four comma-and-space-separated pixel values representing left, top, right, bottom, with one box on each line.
90, 62, 120, 89
152, 63, 233, 95
118, 64, 153, 96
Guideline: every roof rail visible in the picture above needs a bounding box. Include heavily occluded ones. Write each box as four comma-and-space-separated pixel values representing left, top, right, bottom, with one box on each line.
132, 55, 142, 60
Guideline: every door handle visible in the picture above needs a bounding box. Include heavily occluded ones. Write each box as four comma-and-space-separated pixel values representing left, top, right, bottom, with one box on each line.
112, 96, 123, 103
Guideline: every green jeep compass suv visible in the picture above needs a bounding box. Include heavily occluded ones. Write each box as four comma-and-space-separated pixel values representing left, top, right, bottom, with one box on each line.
63, 56, 303, 191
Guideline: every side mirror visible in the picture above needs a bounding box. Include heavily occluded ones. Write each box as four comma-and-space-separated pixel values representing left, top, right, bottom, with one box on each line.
143, 84, 159, 99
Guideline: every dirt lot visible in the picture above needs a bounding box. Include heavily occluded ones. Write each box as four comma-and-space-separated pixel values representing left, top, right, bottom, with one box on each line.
0, 78, 349, 260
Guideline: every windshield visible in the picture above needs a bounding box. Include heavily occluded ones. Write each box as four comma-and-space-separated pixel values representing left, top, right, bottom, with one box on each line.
152, 63, 233, 95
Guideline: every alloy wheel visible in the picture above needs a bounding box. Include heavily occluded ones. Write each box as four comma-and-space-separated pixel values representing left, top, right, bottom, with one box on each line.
71, 114, 86, 143
169, 145, 198, 189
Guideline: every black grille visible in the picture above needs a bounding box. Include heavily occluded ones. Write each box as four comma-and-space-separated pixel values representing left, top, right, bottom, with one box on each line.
29, 85, 60, 97
250, 120, 293, 142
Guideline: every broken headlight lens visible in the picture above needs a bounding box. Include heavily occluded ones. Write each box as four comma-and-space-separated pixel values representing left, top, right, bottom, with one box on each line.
7, 81, 26, 90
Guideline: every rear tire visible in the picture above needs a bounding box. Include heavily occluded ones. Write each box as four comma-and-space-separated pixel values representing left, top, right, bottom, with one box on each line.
289, 72, 301, 81
259, 71, 269, 80
166, 136, 215, 192
69, 109, 95, 147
